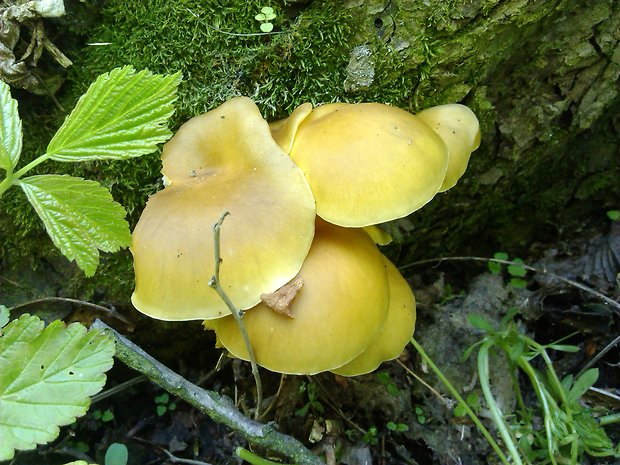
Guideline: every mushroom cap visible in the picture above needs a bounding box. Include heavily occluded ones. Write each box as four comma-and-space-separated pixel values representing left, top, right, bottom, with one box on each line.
269, 103, 313, 154
364, 225, 393, 246
287, 102, 448, 227
332, 255, 416, 376
415, 104, 480, 192
208, 219, 391, 375
131, 97, 316, 321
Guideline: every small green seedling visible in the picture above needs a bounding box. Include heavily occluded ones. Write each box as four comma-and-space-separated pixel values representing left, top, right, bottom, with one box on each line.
413, 405, 427, 424
607, 210, 619, 221
488, 252, 528, 288
387, 421, 409, 432
454, 392, 480, 417
255, 6, 276, 32
362, 426, 378, 446
154, 392, 177, 416
295, 382, 324, 417
376, 371, 400, 397
92, 408, 115, 423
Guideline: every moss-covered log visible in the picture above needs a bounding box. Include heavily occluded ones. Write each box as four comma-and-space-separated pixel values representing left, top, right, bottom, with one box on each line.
1, 0, 618, 305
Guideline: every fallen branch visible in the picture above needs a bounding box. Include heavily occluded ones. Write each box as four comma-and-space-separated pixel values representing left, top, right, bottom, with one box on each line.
91, 319, 324, 465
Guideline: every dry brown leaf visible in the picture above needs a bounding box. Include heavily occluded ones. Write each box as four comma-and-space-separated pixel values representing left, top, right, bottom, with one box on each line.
260, 276, 304, 318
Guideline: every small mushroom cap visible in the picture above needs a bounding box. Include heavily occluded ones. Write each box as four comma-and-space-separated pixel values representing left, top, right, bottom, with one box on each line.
269, 103, 313, 154
208, 219, 391, 375
364, 225, 393, 246
416, 104, 480, 192
287, 102, 448, 227
332, 255, 416, 376
131, 97, 316, 321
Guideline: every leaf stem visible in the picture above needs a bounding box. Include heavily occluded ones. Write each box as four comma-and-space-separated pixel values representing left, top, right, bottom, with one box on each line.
478, 342, 524, 465
236, 447, 292, 465
409, 337, 511, 465
0, 153, 50, 197
209, 211, 263, 420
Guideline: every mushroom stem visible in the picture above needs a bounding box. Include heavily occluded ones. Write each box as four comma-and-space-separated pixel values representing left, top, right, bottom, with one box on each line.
209, 211, 263, 419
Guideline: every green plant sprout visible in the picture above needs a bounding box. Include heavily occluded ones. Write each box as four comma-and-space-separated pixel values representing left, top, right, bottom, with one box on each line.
411, 309, 619, 465
0, 66, 180, 276
255, 6, 276, 33
376, 371, 400, 396
91, 408, 115, 423
387, 420, 410, 432
607, 210, 619, 221
295, 381, 324, 417
489, 252, 528, 288
453, 392, 480, 417
362, 425, 379, 446
413, 405, 427, 424
464, 309, 619, 465
154, 392, 177, 416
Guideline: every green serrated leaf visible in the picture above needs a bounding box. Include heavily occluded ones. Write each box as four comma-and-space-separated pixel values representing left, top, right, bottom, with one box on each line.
0, 80, 22, 171
19, 174, 131, 276
0, 314, 114, 461
47, 66, 180, 162
0, 305, 8, 329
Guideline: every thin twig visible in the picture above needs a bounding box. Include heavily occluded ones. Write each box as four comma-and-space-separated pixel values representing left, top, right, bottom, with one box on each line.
208, 212, 263, 419
91, 375, 148, 404
409, 337, 511, 465
162, 448, 214, 465
91, 319, 324, 465
258, 374, 287, 421
399, 256, 620, 313
395, 359, 455, 408
576, 334, 620, 379
9, 296, 133, 326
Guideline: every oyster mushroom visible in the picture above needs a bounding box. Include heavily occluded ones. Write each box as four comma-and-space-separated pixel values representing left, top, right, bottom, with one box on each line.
332, 255, 416, 376
416, 103, 480, 191
131, 97, 316, 321
282, 102, 449, 227
207, 219, 391, 374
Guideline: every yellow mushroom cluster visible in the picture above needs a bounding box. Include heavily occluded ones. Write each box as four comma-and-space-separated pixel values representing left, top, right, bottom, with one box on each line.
131, 97, 480, 376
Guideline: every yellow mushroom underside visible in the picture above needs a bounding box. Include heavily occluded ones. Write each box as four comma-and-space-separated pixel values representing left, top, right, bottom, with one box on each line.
288, 103, 448, 227
131, 97, 316, 321
332, 255, 416, 376
208, 220, 391, 375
